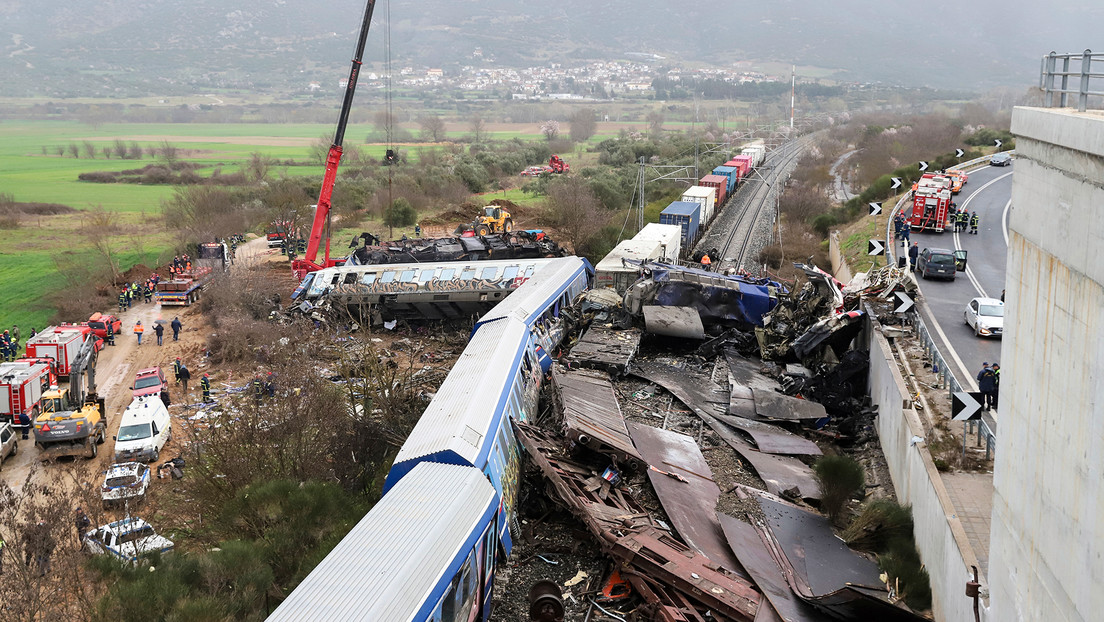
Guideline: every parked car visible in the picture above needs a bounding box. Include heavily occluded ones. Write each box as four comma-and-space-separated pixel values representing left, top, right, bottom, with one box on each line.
101, 462, 151, 507
916, 247, 959, 280
0, 422, 18, 467
131, 367, 168, 400
964, 297, 1004, 338
520, 165, 552, 177
990, 152, 1012, 166
83, 517, 174, 564
114, 396, 172, 463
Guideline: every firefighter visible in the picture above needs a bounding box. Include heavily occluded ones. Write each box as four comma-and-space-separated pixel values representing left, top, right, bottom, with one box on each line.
200, 373, 212, 403
143, 283, 153, 303
960, 211, 969, 232
117, 291, 127, 313
970, 211, 979, 235
414, 223, 422, 238
0, 331, 10, 362
252, 376, 264, 405
265, 371, 275, 398
173, 357, 183, 385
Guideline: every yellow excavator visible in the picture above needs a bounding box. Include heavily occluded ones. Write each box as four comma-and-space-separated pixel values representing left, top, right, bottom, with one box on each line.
454, 206, 513, 237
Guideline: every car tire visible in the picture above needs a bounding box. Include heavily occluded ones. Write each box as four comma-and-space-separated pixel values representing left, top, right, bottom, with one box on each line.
975, 324, 982, 337
964, 312, 970, 326
97, 428, 106, 445
10, 441, 16, 456
89, 439, 98, 459
151, 448, 159, 462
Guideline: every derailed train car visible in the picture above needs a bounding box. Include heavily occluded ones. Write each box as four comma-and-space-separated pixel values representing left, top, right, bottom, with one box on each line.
270, 257, 592, 622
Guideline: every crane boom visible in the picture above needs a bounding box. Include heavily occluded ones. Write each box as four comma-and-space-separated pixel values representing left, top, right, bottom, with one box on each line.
292, 0, 378, 280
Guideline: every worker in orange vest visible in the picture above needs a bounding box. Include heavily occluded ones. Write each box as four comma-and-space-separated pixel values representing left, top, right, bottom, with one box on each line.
701, 254, 712, 271
133, 320, 144, 346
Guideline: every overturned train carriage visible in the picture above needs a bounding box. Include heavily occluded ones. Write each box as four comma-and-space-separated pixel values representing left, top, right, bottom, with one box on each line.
292, 257, 563, 322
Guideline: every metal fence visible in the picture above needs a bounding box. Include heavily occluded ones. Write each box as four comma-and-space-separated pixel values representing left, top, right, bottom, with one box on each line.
1040, 49, 1104, 112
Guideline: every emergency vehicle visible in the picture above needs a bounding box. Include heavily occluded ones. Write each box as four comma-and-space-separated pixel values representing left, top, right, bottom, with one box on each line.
0, 360, 57, 427
908, 174, 953, 233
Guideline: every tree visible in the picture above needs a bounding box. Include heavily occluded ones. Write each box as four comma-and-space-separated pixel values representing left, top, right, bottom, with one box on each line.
158, 140, 180, 166
569, 108, 597, 143
384, 197, 417, 233
113, 139, 128, 159
544, 176, 609, 260
417, 114, 446, 142
540, 119, 560, 142
128, 141, 143, 160
83, 141, 97, 159
646, 111, 665, 136
67, 143, 80, 158
469, 114, 487, 143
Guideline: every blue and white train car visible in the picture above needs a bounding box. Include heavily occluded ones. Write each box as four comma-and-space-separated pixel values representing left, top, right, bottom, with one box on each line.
268, 462, 500, 622
471, 256, 591, 368
382, 316, 539, 554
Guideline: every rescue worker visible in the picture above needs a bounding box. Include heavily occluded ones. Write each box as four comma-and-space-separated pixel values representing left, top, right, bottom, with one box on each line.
133, 320, 144, 346
153, 322, 164, 346
171, 317, 182, 341
118, 291, 127, 313
11, 325, 19, 347
252, 376, 264, 405
908, 242, 919, 271
201, 373, 212, 403
414, 223, 422, 238
977, 362, 996, 411
173, 357, 183, 385
0, 331, 10, 362
700, 254, 712, 271
970, 211, 979, 234
991, 363, 1001, 411
105, 322, 115, 346
265, 371, 275, 398
143, 283, 153, 303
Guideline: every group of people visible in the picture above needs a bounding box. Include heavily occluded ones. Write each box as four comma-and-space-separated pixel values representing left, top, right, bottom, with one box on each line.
950, 208, 979, 234
977, 362, 1001, 411
132, 316, 182, 347
117, 276, 161, 312
0, 326, 23, 362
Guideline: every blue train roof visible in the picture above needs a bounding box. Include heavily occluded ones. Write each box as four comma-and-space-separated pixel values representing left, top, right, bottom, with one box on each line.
474, 256, 591, 330
385, 318, 529, 490
662, 201, 701, 216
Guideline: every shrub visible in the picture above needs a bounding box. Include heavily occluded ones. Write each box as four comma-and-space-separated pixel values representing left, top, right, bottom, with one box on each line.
843, 499, 914, 552
879, 539, 932, 611
383, 197, 417, 228
813, 455, 865, 524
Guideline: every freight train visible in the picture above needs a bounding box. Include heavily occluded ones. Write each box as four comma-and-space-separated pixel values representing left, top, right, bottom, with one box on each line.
661, 138, 767, 251
268, 256, 592, 622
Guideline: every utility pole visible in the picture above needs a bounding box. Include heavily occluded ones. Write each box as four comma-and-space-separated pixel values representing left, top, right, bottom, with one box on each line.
637, 157, 646, 233
790, 65, 796, 130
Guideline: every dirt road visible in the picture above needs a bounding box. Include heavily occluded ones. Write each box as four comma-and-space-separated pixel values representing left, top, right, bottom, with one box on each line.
1, 235, 277, 499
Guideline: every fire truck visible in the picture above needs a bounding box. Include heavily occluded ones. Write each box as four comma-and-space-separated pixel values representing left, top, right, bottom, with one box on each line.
908, 174, 953, 233
25, 326, 91, 380
0, 360, 57, 428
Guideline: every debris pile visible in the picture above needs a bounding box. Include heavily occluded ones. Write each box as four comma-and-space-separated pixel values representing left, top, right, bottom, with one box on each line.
345, 230, 566, 265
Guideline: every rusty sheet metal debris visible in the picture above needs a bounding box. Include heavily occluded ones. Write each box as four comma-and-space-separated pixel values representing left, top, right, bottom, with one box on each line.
719, 514, 820, 622
632, 363, 821, 500
714, 414, 822, 456
643, 305, 706, 339
754, 495, 926, 621
607, 527, 761, 621
567, 326, 642, 374
627, 421, 749, 579
515, 421, 762, 621
552, 368, 643, 467
752, 389, 828, 421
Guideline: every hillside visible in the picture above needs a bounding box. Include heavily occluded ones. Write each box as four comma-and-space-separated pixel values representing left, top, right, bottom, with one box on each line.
1, 0, 1098, 97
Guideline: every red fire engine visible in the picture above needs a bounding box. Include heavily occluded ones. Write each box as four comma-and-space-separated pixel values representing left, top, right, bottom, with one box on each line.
908, 174, 953, 233
0, 360, 57, 427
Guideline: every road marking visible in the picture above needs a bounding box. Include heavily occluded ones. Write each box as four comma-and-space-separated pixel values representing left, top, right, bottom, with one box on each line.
1002, 198, 1011, 246
919, 297, 978, 391
952, 171, 1013, 299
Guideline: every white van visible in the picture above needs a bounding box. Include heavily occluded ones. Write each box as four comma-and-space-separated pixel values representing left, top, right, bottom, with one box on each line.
113, 396, 171, 463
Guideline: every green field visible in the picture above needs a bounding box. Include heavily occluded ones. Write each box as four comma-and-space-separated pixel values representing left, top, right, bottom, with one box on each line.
0, 119, 574, 329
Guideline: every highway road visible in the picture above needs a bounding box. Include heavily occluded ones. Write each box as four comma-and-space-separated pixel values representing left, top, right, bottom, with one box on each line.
909, 162, 1012, 390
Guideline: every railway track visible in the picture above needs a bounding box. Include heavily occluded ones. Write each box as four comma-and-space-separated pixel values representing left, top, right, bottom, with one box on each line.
696, 132, 819, 273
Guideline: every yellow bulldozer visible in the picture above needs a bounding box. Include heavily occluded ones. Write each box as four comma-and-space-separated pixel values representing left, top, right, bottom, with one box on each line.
454, 205, 513, 237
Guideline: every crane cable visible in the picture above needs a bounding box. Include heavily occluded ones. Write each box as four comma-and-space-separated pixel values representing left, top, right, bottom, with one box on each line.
385, 0, 394, 237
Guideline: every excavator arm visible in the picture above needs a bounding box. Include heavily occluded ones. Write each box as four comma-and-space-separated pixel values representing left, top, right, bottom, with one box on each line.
292, 0, 378, 281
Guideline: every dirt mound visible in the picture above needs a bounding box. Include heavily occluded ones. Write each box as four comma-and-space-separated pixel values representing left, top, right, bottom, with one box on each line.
420, 208, 470, 226
120, 263, 154, 282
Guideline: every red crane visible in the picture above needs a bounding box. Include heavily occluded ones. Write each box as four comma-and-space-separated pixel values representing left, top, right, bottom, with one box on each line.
292, 0, 378, 281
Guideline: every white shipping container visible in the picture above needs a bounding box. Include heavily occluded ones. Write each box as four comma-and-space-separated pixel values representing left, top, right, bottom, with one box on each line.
594, 238, 665, 294
681, 187, 717, 224
634, 223, 682, 262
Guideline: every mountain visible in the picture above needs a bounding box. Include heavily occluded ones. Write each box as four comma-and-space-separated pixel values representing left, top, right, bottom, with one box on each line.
0, 0, 1097, 97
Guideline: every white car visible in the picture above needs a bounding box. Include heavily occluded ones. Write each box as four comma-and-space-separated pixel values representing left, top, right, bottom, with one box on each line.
964, 297, 1004, 338
101, 462, 151, 507
84, 517, 174, 564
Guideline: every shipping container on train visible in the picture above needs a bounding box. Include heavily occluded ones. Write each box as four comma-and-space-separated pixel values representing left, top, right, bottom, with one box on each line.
699, 174, 729, 206
660, 201, 702, 248
681, 186, 717, 224
712, 165, 740, 193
